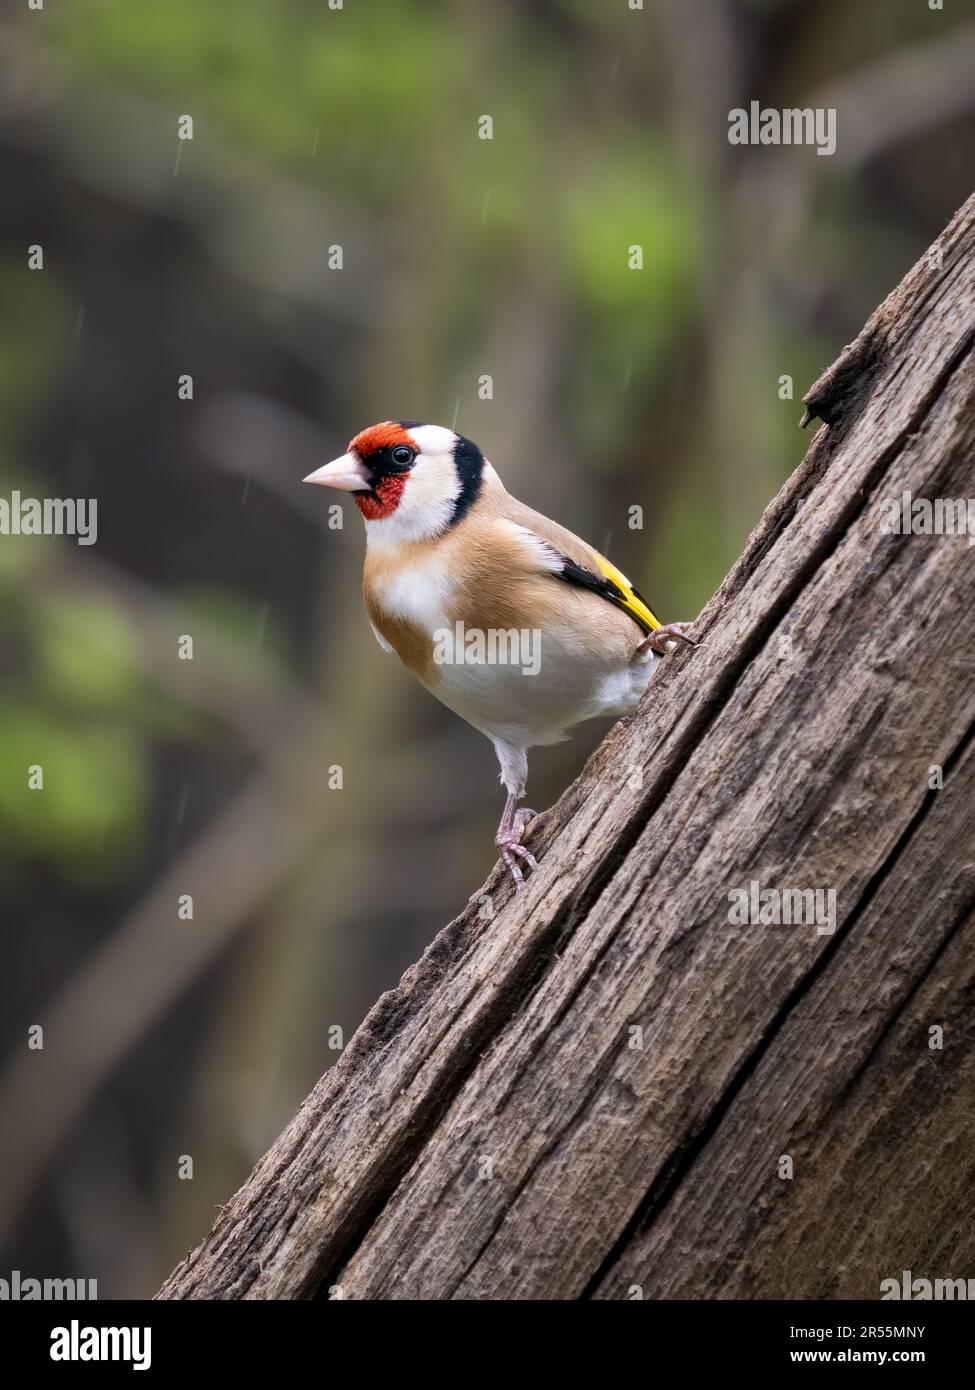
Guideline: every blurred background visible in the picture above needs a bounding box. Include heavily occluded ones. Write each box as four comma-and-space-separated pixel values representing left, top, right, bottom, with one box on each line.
1, 0, 973, 1298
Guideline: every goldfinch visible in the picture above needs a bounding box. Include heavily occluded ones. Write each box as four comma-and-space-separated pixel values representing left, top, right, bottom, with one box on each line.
304, 422, 695, 890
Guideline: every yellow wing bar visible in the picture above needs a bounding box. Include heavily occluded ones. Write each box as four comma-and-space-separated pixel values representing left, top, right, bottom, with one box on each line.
593, 554, 662, 632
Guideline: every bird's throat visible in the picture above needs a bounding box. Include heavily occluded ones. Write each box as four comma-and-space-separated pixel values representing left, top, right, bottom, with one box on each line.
354, 474, 406, 521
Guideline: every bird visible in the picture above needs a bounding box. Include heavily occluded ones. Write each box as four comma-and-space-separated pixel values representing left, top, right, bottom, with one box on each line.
304, 421, 696, 890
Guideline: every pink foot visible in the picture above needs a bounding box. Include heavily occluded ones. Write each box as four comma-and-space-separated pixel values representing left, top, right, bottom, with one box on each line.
495, 808, 538, 892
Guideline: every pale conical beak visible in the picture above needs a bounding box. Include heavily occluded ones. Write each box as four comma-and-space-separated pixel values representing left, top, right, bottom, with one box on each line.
303, 453, 370, 491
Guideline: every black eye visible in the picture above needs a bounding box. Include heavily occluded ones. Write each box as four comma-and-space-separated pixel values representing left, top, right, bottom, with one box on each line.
390, 445, 414, 466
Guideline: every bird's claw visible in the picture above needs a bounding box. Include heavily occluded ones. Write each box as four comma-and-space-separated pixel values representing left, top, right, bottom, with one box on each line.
636, 621, 697, 657
495, 808, 538, 892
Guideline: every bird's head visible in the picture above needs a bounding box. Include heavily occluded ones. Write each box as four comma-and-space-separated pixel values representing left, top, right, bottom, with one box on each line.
304, 421, 485, 542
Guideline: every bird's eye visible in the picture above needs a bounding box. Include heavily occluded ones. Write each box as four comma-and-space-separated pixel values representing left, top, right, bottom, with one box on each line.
390, 445, 414, 466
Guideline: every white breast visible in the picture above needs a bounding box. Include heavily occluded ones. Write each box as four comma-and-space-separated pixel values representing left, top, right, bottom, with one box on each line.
378, 556, 451, 634
424, 624, 660, 750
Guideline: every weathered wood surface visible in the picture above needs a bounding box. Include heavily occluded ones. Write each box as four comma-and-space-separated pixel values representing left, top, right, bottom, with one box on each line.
159, 194, 975, 1301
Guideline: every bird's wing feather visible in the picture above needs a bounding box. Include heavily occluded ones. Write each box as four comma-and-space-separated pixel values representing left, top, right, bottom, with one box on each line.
557, 548, 661, 634
496, 507, 662, 635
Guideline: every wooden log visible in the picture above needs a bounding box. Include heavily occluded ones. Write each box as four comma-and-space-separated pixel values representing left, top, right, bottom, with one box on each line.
158, 192, 975, 1301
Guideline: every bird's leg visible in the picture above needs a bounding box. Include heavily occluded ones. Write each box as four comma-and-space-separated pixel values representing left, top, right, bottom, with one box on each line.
635, 621, 697, 657
490, 739, 538, 893
495, 792, 539, 892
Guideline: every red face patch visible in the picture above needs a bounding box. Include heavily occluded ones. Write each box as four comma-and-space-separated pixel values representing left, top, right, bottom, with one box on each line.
348, 421, 417, 456
354, 473, 407, 521
347, 421, 417, 520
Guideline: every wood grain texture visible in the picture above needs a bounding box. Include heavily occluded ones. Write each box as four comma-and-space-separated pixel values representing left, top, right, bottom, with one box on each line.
158, 193, 975, 1301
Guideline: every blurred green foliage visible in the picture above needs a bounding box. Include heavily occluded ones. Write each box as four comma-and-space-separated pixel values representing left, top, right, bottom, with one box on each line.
4, 0, 969, 883
0, 706, 147, 881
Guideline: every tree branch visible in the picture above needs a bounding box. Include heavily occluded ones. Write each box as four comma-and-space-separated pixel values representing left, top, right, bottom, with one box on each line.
159, 192, 975, 1301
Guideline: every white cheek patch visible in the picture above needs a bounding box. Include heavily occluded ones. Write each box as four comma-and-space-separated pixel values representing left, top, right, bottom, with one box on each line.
364, 449, 461, 548
408, 424, 459, 454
